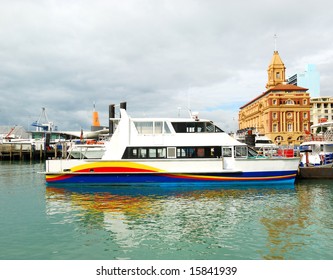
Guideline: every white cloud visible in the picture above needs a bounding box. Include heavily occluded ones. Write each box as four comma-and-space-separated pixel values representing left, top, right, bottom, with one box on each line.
1, 0, 333, 132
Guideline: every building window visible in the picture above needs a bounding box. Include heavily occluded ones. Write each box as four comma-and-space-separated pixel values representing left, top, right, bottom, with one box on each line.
273, 123, 278, 132
303, 112, 307, 118
272, 99, 277, 105
303, 123, 308, 131
287, 123, 293, 132
272, 112, 277, 119
276, 72, 280, 79
303, 99, 308, 105
286, 100, 294, 105
275, 136, 283, 144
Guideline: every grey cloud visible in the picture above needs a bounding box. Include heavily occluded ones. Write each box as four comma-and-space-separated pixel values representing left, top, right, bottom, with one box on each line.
1, 0, 332, 131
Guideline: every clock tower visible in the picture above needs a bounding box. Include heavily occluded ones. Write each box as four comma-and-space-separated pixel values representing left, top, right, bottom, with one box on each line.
266, 50, 286, 89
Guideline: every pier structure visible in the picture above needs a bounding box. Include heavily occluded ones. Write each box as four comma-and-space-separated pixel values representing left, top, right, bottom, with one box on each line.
0, 142, 67, 161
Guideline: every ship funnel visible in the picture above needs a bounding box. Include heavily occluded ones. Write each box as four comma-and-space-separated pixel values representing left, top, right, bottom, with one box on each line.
120, 102, 127, 110
91, 103, 101, 132
109, 104, 115, 135
92, 104, 100, 127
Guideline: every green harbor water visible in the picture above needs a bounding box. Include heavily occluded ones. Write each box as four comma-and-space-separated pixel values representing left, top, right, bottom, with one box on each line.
0, 161, 332, 260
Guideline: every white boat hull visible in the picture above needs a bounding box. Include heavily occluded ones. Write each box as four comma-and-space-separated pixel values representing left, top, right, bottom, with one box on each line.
45, 157, 299, 185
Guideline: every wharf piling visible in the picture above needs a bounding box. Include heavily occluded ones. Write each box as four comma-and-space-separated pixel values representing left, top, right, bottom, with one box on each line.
0, 143, 67, 161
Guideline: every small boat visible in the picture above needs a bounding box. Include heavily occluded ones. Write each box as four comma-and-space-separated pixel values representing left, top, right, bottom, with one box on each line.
44, 104, 300, 186
298, 121, 333, 179
67, 142, 106, 159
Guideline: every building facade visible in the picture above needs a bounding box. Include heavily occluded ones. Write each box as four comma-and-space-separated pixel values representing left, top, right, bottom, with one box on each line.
238, 51, 311, 146
287, 64, 320, 97
310, 96, 333, 130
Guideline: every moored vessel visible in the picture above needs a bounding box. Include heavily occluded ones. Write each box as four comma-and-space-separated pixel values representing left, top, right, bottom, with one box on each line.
45, 104, 300, 186
298, 121, 333, 179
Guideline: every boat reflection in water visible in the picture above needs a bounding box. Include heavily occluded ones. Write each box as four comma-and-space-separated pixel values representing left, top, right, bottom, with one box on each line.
44, 182, 325, 260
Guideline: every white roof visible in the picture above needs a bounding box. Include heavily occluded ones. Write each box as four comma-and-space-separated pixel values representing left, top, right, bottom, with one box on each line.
310, 121, 333, 129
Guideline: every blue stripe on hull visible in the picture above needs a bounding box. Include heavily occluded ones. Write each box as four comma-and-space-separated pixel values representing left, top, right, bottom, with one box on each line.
47, 170, 297, 185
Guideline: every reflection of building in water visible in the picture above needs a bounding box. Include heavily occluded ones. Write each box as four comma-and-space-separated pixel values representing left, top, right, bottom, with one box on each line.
260, 187, 312, 259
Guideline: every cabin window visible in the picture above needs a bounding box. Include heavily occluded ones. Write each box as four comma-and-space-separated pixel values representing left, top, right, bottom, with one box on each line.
134, 121, 171, 134
148, 148, 166, 158
149, 148, 156, 158
177, 147, 196, 158
171, 121, 224, 133
122, 147, 167, 159
167, 147, 176, 158
139, 148, 148, 158
135, 122, 153, 134
177, 146, 221, 158
157, 148, 166, 158
222, 147, 232, 157
131, 148, 138, 157
197, 148, 205, 157
234, 146, 247, 158
154, 122, 162, 134
123, 146, 222, 159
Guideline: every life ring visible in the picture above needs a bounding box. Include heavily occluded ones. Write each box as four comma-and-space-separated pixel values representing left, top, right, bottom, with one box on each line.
86, 139, 97, 144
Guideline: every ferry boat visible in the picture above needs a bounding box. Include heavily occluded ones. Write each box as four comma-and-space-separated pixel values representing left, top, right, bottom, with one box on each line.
45, 105, 300, 186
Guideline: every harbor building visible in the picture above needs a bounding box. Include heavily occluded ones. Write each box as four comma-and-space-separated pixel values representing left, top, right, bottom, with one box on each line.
310, 96, 333, 131
287, 64, 320, 97
238, 50, 311, 146
0, 126, 30, 141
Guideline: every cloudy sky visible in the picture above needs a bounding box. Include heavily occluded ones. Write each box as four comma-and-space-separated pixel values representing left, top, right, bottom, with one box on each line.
1, 0, 332, 132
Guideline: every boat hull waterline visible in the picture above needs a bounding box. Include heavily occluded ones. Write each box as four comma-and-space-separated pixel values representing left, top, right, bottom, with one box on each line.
45, 161, 297, 185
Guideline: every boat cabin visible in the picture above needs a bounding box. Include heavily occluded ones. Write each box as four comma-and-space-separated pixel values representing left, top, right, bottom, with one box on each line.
105, 111, 257, 161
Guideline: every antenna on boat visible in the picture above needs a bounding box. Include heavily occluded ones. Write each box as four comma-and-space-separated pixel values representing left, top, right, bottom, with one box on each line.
186, 107, 199, 121
177, 107, 181, 117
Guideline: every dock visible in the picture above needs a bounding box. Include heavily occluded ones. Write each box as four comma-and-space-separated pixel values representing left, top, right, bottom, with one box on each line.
0, 143, 67, 161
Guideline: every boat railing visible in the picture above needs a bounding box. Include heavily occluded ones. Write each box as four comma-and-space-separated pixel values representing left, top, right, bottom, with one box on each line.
254, 146, 296, 158
303, 131, 333, 142
324, 130, 333, 141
